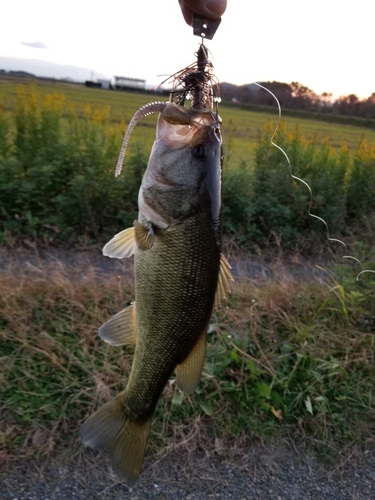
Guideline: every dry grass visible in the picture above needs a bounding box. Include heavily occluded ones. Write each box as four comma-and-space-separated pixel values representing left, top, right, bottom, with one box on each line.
0, 250, 134, 467
0, 247, 374, 476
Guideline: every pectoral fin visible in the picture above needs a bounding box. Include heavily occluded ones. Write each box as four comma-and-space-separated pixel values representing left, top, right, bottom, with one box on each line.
99, 303, 136, 345
134, 220, 155, 250
103, 227, 136, 259
176, 331, 206, 394
215, 254, 235, 309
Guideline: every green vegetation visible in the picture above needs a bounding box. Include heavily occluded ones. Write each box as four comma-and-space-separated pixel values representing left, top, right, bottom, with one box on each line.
1, 81, 375, 249
0, 79, 374, 469
1, 255, 374, 465
0, 85, 146, 244
224, 122, 375, 248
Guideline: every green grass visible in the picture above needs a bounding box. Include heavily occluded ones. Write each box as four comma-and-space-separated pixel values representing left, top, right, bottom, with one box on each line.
1, 251, 374, 467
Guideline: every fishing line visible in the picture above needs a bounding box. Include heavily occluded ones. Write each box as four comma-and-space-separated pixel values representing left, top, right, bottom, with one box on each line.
253, 82, 374, 281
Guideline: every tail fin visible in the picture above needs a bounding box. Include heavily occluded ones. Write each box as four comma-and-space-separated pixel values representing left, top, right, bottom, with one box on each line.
81, 393, 151, 484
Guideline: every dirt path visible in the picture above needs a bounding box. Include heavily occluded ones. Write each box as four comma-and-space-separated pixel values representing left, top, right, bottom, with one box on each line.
0, 245, 332, 283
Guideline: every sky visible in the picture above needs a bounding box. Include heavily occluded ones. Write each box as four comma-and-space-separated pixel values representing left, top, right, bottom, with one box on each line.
1, 0, 374, 100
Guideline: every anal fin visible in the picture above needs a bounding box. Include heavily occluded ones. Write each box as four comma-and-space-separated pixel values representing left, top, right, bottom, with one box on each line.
81, 393, 151, 485
176, 331, 206, 394
215, 254, 235, 309
103, 227, 136, 259
99, 303, 136, 345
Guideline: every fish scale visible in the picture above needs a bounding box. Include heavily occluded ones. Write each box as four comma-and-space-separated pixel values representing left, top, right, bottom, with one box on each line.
126, 215, 221, 421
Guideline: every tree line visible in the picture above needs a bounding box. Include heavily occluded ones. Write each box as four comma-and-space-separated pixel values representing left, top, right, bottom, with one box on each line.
220, 81, 375, 119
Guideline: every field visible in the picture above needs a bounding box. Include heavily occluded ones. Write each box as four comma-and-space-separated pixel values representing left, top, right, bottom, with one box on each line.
0, 76, 374, 169
0, 77, 375, 486
1, 76, 374, 249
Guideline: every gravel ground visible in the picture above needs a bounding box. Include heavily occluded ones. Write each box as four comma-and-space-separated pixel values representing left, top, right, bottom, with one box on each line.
1, 445, 374, 500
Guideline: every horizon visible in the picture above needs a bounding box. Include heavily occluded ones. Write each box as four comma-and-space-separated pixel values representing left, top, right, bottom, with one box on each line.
1, 1, 374, 100
1, 55, 373, 104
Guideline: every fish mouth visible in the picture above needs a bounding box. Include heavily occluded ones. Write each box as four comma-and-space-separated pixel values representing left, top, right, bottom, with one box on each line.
156, 106, 220, 151
138, 104, 222, 229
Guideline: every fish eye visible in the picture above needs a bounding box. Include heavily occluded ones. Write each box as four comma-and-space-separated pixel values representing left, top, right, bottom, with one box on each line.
193, 144, 207, 160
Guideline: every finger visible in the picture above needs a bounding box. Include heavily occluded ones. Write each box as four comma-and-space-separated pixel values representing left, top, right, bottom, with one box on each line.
179, 0, 193, 25
179, 0, 227, 26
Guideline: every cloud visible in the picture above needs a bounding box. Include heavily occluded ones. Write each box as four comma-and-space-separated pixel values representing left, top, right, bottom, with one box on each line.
21, 41, 48, 49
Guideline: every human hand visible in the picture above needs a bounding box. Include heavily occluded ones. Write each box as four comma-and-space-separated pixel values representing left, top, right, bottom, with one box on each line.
179, 0, 227, 26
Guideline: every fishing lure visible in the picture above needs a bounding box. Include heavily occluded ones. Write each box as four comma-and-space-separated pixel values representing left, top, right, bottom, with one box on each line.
115, 14, 221, 178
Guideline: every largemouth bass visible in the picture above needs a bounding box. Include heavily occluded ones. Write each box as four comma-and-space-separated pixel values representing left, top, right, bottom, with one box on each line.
81, 51, 232, 485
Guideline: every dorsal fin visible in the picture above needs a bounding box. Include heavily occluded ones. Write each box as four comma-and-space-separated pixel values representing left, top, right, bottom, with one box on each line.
214, 254, 235, 309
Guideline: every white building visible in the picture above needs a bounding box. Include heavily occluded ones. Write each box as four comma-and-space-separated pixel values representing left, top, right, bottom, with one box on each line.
114, 76, 146, 90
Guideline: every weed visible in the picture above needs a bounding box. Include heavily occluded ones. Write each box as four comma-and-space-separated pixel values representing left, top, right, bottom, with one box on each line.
346, 137, 375, 219
251, 123, 349, 247
0, 86, 150, 244
0, 82, 375, 250
1, 253, 374, 467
